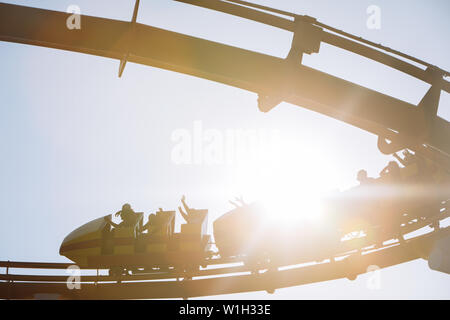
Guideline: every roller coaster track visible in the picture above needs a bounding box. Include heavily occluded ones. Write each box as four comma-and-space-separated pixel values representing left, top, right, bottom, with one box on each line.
0, 201, 448, 299
1, 1, 450, 299
1, 2, 449, 165
0, 225, 449, 299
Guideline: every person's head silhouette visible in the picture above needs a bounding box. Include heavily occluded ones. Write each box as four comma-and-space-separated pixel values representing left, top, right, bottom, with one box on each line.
357, 169, 368, 182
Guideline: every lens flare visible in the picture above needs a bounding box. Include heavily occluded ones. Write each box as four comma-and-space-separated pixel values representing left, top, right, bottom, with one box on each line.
227, 135, 340, 224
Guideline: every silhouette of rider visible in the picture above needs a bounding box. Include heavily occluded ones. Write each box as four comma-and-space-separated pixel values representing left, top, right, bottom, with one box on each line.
356, 169, 375, 185
141, 213, 157, 234
105, 203, 137, 228
380, 161, 401, 180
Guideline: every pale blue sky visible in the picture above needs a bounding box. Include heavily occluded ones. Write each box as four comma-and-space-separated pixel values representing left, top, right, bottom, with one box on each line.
0, 0, 449, 299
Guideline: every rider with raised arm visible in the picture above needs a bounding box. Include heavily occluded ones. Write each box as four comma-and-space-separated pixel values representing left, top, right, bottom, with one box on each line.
105, 203, 138, 228
178, 195, 194, 223
178, 195, 208, 224
356, 169, 375, 185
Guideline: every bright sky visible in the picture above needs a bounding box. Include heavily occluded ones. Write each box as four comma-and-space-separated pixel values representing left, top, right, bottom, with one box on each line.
1, 0, 449, 299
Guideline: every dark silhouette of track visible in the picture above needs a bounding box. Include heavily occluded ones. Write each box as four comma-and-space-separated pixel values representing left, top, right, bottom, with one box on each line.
1, 1, 449, 299
1, 226, 448, 299
1, 2, 449, 160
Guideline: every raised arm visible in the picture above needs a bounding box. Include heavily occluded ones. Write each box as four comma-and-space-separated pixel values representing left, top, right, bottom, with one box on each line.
229, 196, 246, 208
229, 200, 240, 208
104, 215, 119, 228
178, 206, 190, 223
235, 195, 246, 206
181, 195, 191, 213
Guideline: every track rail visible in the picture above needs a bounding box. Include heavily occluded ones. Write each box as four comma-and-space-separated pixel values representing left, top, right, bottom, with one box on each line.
176, 0, 450, 84
1, 2, 449, 158
1, 1, 449, 299
1, 227, 448, 299
2, 202, 447, 299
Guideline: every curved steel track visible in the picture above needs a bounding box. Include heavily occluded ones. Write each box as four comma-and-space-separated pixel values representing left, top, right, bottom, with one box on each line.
0, 225, 448, 299
1, 1, 449, 299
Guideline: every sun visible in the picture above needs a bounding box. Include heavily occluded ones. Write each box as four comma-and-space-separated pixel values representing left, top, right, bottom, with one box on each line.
228, 134, 341, 223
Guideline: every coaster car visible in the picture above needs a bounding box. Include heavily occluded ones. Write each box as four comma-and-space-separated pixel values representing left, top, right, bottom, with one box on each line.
213, 202, 340, 266
59, 209, 211, 274
324, 159, 450, 241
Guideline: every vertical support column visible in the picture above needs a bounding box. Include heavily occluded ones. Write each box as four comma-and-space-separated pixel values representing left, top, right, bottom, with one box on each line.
257, 16, 322, 113
377, 68, 444, 155
420, 68, 444, 144
286, 17, 322, 61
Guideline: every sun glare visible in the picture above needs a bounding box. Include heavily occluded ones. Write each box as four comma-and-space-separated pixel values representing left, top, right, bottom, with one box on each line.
228, 135, 340, 223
